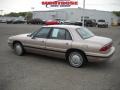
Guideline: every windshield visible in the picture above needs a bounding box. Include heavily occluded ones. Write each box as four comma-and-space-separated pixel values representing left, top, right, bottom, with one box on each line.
30, 30, 39, 37
76, 28, 94, 39
30, 31, 37, 36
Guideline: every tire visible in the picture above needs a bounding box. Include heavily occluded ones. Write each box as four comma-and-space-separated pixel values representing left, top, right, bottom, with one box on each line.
67, 51, 87, 68
106, 25, 108, 28
13, 42, 24, 56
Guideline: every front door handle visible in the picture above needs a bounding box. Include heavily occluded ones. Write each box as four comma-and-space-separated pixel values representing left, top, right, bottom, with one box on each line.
41, 40, 45, 43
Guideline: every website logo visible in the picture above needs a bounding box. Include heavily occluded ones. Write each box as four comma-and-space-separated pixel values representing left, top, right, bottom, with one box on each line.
41, 0, 78, 7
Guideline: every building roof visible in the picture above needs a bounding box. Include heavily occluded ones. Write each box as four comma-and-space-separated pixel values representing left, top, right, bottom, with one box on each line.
33, 8, 111, 13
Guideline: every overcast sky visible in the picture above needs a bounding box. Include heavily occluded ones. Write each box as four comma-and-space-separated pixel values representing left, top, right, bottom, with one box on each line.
0, 0, 120, 14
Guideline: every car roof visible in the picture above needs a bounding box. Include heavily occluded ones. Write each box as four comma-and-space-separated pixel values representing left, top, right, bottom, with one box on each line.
43, 25, 82, 30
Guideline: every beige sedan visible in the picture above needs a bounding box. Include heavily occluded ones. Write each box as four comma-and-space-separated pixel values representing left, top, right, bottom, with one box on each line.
8, 25, 115, 68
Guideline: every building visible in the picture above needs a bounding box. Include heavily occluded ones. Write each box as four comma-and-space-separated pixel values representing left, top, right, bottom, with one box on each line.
32, 8, 119, 26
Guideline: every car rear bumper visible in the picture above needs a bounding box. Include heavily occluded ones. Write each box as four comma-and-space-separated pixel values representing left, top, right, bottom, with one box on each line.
98, 24, 108, 28
86, 47, 115, 62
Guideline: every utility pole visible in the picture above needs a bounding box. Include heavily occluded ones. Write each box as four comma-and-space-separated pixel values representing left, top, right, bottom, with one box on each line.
31, 7, 35, 11
82, 0, 85, 27
0, 10, 3, 16
77, 0, 86, 27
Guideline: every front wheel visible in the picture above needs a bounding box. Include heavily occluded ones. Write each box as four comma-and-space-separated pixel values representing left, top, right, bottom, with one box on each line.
14, 42, 24, 56
68, 51, 87, 68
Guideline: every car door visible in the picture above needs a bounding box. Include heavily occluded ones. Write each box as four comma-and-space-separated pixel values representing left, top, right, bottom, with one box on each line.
46, 28, 72, 54
23, 27, 51, 51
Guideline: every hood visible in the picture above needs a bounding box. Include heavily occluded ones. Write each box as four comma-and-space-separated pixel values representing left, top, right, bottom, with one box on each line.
85, 36, 112, 46
9, 33, 30, 40
98, 22, 105, 24
13, 33, 29, 37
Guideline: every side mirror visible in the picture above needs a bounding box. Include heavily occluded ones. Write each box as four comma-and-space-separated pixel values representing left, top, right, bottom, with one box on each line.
27, 34, 31, 37
31, 35, 37, 39
31, 36, 35, 39
27, 34, 35, 39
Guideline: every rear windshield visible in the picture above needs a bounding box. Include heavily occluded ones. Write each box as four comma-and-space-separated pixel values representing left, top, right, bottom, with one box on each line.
98, 20, 105, 22
76, 28, 94, 39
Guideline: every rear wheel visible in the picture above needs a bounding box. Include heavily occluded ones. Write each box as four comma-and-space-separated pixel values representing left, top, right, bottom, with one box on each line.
13, 42, 24, 56
67, 51, 87, 68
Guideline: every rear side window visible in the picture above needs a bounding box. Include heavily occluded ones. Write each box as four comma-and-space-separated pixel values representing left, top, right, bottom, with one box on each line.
50, 28, 72, 40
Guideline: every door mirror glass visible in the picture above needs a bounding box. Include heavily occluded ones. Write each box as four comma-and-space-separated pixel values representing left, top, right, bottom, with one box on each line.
27, 34, 31, 37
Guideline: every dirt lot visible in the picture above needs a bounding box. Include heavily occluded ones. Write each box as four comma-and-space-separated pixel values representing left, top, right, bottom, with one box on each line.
0, 23, 120, 90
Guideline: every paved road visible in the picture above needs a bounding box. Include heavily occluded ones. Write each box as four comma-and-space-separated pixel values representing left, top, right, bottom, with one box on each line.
0, 23, 120, 90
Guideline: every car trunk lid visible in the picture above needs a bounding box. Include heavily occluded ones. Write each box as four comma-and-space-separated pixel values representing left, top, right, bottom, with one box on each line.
85, 36, 112, 45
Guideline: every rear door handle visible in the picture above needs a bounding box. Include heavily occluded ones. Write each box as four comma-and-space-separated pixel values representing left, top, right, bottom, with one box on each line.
66, 43, 69, 45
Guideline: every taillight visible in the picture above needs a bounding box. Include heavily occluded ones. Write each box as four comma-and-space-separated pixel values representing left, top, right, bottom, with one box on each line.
100, 46, 108, 51
99, 43, 112, 52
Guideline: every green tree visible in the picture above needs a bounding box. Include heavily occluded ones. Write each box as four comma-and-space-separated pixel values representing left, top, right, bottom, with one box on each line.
113, 11, 120, 17
25, 12, 33, 20
4, 12, 33, 20
5, 12, 19, 17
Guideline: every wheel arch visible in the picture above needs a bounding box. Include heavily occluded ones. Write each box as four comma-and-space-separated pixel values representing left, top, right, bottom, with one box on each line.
12, 40, 25, 55
66, 48, 88, 61
12, 41, 23, 48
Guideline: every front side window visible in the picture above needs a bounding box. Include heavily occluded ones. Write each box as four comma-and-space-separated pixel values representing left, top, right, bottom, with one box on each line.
35, 27, 51, 38
50, 28, 72, 40
66, 30, 72, 40
77, 28, 94, 39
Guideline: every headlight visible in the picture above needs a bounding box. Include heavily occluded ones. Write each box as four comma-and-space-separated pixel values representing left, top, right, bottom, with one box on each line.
8, 37, 13, 43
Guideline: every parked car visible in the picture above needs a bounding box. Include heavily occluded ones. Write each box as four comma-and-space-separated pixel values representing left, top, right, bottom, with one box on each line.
12, 20, 26, 24
45, 20, 60, 25
0, 19, 7, 23
84, 19, 97, 27
55, 19, 65, 24
63, 20, 72, 25
97, 20, 108, 28
6, 20, 14, 24
7, 19, 26, 24
27, 19, 45, 24
70, 21, 83, 26
8, 25, 115, 68
64, 21, 82, 26
64, 20, 96, 27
